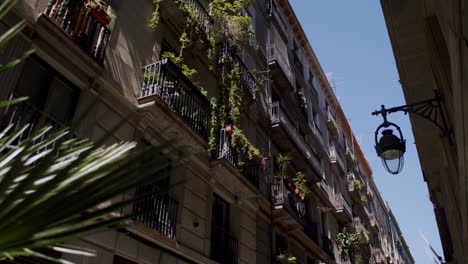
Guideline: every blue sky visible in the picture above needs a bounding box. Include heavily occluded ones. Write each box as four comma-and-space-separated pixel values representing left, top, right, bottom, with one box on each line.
288, 1, 443, 263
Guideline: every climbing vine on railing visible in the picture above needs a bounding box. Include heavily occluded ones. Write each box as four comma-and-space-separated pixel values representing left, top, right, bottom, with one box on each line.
148, 0, 161, 31
149, 0, 260, 164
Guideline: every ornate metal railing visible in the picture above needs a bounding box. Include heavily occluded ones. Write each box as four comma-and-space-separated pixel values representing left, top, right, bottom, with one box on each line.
0, 99, 77, 149
133, 182, 179, 239
334, 193, 352, 216
216, 42, 257, 98
182, 0, 214, 36
140, 58, 211, 140
214, 128, 260, 186
44, 0, 111, 63
271, 179, 306, 219
270, 102, 323, 175
211, 227, 239, 264
231, 53, 257, 99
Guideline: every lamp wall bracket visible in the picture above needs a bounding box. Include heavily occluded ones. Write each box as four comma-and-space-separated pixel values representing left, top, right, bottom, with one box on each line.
372, 91, 453, 144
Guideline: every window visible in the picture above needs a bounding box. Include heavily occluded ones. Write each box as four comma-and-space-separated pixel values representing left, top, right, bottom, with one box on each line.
0, 56, 80, 139
211, 194, 237, 264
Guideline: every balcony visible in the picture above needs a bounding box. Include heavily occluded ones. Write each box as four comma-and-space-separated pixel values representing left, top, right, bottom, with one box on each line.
353, 218, 370, 244
139, 58, 211, 140
181, 0, 214, 35
366, 209, 380, 231
372, 247, 386, 264
329, 145, 346, 173
268, 44, 295, 91
211, 227, 239, 264
334, 194, 352, 222
234, 54, 257, 99
270, 102, 322, 178
133, 182, 178, 240
326, 107, 339, 138
321, 235, 335, 260
271, 179, 306, 224
345, 141, 356, 163
316, 179, 333, 204
217, 45, 257, 99
161, 0, 213, 38
214, 128, 260, 187
43, 0, 112, 63
0, 98, 77, 148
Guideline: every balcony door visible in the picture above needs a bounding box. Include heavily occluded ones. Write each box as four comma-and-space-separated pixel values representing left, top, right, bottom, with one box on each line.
211, 194, 237, 264
0, 56, 80, 144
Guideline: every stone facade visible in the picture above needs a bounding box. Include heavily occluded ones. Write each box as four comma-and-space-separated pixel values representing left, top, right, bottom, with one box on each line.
0, 0, 412, 263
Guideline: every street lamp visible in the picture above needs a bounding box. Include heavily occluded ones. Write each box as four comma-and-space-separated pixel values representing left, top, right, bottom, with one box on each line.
372, 92, 452, 174
373, 107, 406, 174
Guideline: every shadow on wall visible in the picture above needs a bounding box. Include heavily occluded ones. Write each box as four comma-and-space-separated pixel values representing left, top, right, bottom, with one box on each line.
104, 0, 161, 103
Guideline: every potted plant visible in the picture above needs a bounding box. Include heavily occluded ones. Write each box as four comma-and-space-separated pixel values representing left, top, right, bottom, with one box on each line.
85, 0, 112, 26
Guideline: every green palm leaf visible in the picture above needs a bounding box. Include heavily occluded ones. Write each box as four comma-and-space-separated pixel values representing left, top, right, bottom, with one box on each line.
0, 0, 181, 262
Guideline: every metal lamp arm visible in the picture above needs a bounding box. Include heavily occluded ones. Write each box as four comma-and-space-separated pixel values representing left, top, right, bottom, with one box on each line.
372, 93, 452, 143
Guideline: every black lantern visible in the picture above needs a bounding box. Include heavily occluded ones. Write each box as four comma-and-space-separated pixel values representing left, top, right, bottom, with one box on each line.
372, 92, 452, 174
374, 123, 406, 174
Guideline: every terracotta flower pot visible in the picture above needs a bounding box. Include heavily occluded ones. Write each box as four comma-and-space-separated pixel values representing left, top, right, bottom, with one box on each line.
225, 124, 233, 135
86, 1, 111, 26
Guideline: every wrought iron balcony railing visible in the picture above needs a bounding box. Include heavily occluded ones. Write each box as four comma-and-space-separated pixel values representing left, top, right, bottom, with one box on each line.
270, 102, 323, 175
334, 193, 352, 217
216, 43, 257, 99
231, 53, 257, 99
214, 128, 260, 187
140, 58, 211, 140
0, 99, 77, 149
326, 106, 339, 137
271, 179, 306, 219
44, 0, 111, 63
211, 227, 239, 264
133, 182, 179, 239
329, 145, 346, 172
182, 0, 214, 36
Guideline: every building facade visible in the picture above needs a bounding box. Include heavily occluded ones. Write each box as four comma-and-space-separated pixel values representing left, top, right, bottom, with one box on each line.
381, 0, 468, 263
1, 0, 412, 263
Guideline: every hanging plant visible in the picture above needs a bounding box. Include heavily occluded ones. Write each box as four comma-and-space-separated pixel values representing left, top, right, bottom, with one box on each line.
209, 97, 219, 152
148, 0, 161, 31
353, 179, 363, 191
228, 65, 242, 126
360, 195, 368, 203
275, 153, 291, 179
292, 171, 309, 198
209, 0, 253, 47
336, 228, 359, 251
231, 126, 261, 161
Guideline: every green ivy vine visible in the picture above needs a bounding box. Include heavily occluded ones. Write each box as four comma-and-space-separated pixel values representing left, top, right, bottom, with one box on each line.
148, 0, 161, 31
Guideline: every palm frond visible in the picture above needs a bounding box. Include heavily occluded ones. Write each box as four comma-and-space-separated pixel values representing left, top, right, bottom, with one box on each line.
0, 125, 181, 259
0, 0, 34, 75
